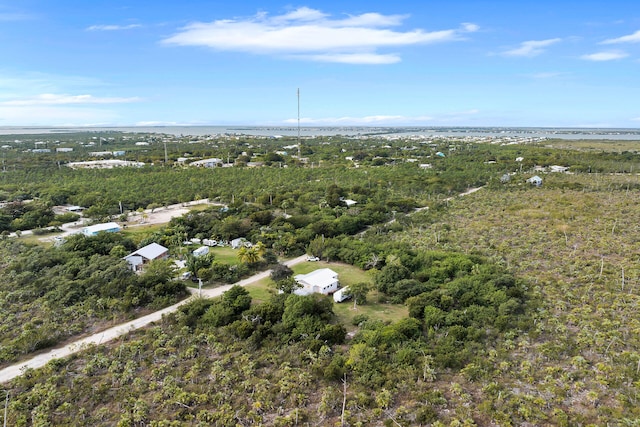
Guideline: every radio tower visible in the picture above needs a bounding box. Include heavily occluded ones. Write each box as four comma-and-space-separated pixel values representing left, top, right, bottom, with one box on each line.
297, 88, 301, 159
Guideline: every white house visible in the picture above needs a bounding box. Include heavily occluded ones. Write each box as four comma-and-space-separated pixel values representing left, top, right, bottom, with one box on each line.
83, 222, 121, 236
550, 165, 569, 173
294, 268, 339, 296
190, 158, 223, 168
527, 175, 543, 187
124, 243, 169, 272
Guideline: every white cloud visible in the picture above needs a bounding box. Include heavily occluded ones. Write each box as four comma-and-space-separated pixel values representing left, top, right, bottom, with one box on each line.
581, 51, 629, 61
0, 93, 141, 106
300, 53, 401, 64
601, 30, 640, 44
461, 23, 480, 32
162, 7, 478, 64
502, 38, 561, 57
86, 24, 141, 31
0, 105, 120, 126
0, 72, 140, 126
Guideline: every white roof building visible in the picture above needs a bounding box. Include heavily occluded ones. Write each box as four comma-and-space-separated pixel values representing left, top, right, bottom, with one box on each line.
67, 160, 144, 169
124, 243, 169, 271
294, 268, 339, 296
83, 222, 121, 236
190, 158, 223, 168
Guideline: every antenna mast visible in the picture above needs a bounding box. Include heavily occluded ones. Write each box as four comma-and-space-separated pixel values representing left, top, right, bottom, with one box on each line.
297, 88, 301, 159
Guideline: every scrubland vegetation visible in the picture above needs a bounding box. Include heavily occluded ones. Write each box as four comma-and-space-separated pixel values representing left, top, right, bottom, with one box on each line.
1, 131, 640, 425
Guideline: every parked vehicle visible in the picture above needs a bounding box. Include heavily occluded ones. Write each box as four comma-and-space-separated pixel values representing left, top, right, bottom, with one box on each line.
306, 255, 320, 262
333, 287, 351, 303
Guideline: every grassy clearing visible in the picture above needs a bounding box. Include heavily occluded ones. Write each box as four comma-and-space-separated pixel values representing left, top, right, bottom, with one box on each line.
291, 261, 372, 285
245, 279, 276, 304
245, 261, 407, 326
20, 234, 56, 247
208, 246, 240, 265
333, 292, 408, 329
121, 223, 165, 244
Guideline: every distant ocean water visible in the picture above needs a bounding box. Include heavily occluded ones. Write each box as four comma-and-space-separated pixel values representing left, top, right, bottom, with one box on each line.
1, 125, 640, 140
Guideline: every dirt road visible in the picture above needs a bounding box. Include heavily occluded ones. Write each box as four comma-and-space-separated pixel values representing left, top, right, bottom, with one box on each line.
0, 255, 307, 384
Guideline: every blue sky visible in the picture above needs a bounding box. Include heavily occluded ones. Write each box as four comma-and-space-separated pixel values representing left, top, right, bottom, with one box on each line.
2, 0, 640, 127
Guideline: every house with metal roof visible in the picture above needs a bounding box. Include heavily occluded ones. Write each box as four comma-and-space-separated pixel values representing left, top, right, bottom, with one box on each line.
123, 243, 169, 272
83, 222, 121, 236
294, 268, 339, 296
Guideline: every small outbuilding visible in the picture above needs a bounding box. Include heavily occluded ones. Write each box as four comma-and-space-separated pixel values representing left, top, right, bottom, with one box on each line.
333, 286, 351, 303
192, 246, 210, 257
231, 238, 251, 249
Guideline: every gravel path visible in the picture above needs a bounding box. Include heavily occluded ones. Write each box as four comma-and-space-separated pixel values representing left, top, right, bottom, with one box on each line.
0, 255, 307, 384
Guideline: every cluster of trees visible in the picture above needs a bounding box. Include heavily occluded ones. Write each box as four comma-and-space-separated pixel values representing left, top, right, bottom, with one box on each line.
0, 200, 79, 233
2, 263, 531, 426
140, 184, 392, 259
5, 132, 640, 425
0, 233, 187, 366
307, 236, 534, 369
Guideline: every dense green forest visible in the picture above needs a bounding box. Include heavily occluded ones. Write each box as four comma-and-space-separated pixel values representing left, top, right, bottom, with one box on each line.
2, 131, 640, 425
0, 233, 187, 366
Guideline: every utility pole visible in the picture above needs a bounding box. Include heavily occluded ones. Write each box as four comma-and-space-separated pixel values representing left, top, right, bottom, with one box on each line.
4, 391, 8, 427
164, 142, 168, 165
297, 88, 301, 159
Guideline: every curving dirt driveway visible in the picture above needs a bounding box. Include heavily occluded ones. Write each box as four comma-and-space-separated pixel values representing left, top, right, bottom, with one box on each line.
0, 255, 307, 384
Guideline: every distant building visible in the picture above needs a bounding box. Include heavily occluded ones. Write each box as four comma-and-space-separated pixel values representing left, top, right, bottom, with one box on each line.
67, 160, 144, 169
192, 246, 210, 257
550, 165, 569, 173
89, 151, 113, 157
189, 158, 223, 168
231, 238, 251, 249
83, 222, 121, 236
527, 176, 543, 187
56, 147, 73, 153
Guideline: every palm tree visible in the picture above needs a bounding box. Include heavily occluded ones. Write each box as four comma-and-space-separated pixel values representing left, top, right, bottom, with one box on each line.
237, 246, 260, 264
238, 241, 266, 265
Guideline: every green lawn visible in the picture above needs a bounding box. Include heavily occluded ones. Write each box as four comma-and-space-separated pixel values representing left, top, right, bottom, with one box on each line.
332, 292, 408, 330
121, 223, 165, 243
245, 261, 408, 326
208, 246, 241, 265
